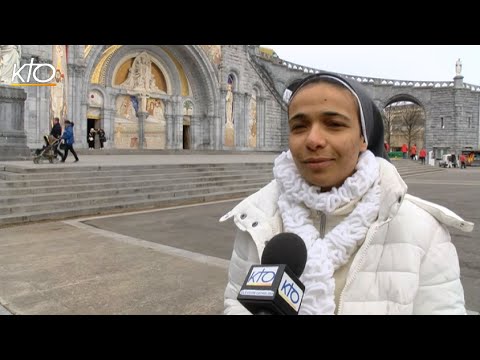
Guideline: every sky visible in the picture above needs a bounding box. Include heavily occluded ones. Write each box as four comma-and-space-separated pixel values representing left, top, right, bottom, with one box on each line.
261, 45, 480, 85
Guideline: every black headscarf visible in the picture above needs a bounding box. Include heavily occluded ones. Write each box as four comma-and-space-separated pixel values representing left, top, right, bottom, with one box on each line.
287, 71, 389, 161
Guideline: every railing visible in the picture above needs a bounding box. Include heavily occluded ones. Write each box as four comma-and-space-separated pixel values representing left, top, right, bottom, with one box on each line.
262, 56, 480, 91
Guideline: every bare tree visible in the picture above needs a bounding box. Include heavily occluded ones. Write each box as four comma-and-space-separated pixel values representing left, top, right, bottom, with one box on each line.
398, 103, 425, 150
384, 102, 425, 150
382, 107, 394, 147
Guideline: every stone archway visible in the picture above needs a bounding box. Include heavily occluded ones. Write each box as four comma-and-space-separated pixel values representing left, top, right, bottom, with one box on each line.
382, 95, 426, 154
80, 45, 220, 150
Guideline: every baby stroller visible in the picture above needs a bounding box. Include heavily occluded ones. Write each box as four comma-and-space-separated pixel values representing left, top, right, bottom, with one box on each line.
33, 135, 63, 164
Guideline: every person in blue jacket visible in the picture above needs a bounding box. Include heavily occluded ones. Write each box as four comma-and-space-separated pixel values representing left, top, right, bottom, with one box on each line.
61, 119, 79, 163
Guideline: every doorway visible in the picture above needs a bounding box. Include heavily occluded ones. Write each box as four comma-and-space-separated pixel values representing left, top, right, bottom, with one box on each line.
183, 125, 190, 149
87, 118, 101, 148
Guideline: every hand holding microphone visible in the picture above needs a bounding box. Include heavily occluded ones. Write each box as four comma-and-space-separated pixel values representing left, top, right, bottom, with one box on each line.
237, 232, 307, 315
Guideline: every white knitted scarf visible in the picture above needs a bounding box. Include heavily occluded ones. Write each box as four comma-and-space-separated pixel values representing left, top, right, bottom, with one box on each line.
273, 150, 381, 315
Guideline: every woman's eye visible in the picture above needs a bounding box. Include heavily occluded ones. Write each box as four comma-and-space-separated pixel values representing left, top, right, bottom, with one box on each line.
327, 121, 345, 128
290, 124, 306, 131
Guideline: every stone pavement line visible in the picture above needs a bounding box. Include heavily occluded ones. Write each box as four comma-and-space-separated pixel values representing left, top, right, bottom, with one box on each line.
60, 198, 243, 272
61, 219, 480, 316
63, 219, 230, 270
57, 197, 480, 316
68, 197, 244, 222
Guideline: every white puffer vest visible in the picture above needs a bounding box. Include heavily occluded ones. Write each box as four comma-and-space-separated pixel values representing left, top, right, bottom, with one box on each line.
220, 158, 473, 315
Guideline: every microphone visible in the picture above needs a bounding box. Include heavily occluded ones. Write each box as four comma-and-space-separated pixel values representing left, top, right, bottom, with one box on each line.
237, 232, 307, 315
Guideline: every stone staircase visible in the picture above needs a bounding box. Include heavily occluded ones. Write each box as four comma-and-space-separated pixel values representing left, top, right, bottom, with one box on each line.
0, 163, 274, 227
390, 158, 444, 178
0, 158, 444, 227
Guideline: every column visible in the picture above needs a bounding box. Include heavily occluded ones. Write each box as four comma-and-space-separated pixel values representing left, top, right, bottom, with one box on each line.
164, 99, 174, 149
137, 94, 149, 149
137, 112, 147, 149
257, 96, 265, 148
172, 96, 183, 149
214, 115, 221, 150
67, 62, 86, 147
0, 86, 31, 160
103, 108, 116, 149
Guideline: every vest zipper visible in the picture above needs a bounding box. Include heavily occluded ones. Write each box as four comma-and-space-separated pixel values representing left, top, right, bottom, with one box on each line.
336, 223, 379, 315
337, 215, 395, 314
317, 210, 326, 238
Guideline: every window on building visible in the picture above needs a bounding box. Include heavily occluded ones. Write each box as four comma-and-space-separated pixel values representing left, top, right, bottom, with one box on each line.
468, 117, 471, 128
441, 117, 444, 129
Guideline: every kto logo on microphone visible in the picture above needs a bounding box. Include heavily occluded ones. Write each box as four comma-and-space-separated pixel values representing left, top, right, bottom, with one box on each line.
279, 273, 304, 312
10, 59, 57, 87
246, 266, 278, 286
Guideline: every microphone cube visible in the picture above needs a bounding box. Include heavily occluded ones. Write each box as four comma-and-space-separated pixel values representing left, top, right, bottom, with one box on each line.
237, 264, 305, 315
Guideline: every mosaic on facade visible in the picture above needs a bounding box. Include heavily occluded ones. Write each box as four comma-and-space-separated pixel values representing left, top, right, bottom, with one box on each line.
200, 45, 222, 66
114, 95, 139, 149
224, 75, 234, 147
113, 51, 168, 149
144, 98, 166, 149
50, 45, 68, 126
248, 91, 257, 148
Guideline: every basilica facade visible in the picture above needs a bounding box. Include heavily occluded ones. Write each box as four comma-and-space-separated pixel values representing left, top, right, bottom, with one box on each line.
17, 45, 287, 151
3, 45, 480, 158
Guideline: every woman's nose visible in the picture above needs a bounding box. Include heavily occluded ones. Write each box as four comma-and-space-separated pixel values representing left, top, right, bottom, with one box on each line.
305, 123, 327, 150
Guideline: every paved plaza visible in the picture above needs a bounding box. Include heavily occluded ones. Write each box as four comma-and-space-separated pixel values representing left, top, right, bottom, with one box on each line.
0, 157, 478, 315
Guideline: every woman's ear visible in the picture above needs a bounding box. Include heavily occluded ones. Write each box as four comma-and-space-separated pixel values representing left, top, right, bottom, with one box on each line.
360, 136, 368, 152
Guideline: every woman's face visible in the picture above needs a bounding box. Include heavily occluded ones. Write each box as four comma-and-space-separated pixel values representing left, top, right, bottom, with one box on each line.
288, 82, 367, 190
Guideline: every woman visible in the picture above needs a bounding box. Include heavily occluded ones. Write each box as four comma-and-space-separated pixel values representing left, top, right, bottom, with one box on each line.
98, 128, 106, 149
88, 128, 96, 149
221, 72, 473, 315
61, 120, 79, 163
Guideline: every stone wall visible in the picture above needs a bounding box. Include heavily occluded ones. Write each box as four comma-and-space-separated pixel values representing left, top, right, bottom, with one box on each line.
10, 45, 480, 154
